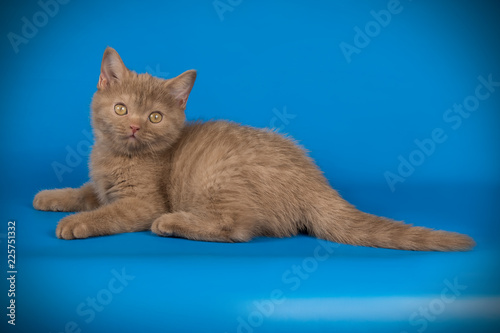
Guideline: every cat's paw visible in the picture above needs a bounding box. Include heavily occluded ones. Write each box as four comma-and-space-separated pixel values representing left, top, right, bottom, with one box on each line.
151, 214, 175, 237
56, 213, 93, 240
33, 189, 75, 212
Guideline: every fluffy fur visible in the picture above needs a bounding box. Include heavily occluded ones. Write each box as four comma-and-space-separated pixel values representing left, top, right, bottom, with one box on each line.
33, 47, 475, 251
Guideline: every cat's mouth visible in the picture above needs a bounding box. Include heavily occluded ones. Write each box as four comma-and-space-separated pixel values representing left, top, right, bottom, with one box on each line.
126, 133, 140, 144
122, 130, 144, 150
127, 130, 140, 139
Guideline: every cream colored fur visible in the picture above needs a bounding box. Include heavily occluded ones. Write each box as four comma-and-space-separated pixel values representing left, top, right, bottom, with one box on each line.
33, 47, 475, 251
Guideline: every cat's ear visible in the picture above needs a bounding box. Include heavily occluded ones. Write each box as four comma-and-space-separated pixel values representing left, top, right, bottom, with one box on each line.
166, 70, 197, 109
97, 47, 128, 90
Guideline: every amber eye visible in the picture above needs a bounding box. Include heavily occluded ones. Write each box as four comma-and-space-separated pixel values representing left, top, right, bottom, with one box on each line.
114, 104, 127, 116
149, 111, 163, 123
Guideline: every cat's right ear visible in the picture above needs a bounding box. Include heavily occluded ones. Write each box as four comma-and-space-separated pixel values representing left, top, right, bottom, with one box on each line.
97, 47, 128, 90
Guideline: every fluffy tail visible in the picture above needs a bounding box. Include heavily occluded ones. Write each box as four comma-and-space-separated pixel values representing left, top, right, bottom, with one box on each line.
307, 197, 475, 251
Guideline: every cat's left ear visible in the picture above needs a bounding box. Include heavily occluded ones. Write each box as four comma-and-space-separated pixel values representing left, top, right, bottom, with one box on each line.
166, 70, 197, 109
97, 47, 128, 90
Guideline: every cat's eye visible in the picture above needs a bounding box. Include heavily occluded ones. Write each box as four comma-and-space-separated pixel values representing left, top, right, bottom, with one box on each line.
114, 104, 128, 116
149, 112, 163, 123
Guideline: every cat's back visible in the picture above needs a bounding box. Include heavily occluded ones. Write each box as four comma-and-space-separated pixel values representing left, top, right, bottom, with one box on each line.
171, 120, 311, 170
167, 120, 328, 211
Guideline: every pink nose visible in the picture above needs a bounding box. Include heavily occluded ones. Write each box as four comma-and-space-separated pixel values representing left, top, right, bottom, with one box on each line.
130, 125, 140, 134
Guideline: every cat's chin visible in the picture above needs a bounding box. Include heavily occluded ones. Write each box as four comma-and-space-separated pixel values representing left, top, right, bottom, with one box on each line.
120, 138, 160, 156
125, 137, 141, 148
114, 136, 142, 154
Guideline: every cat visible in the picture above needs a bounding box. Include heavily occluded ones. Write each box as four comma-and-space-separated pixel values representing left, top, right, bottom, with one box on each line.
33, 47, 475, 251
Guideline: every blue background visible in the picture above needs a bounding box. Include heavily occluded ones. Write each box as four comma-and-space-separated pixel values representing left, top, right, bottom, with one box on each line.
1, 0, 499, 332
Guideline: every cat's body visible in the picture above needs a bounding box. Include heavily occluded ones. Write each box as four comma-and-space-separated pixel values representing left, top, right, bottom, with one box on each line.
33, 47, 475, 251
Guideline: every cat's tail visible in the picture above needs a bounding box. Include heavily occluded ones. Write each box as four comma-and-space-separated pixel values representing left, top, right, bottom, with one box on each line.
306, 194, 475, 252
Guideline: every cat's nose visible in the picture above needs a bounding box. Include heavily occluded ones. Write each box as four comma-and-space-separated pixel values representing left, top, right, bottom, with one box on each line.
130, 125, 140, 134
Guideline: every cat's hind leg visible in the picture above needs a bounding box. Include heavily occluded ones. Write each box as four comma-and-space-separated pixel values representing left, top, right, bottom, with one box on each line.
151, 211, 253, 243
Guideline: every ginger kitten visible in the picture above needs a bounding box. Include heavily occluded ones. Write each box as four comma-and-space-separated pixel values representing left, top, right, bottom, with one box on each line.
33, 47, 475, 251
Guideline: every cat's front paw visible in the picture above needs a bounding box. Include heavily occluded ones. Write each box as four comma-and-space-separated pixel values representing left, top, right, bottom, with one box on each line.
33, 189, 75, 212
56, 213, 93, 240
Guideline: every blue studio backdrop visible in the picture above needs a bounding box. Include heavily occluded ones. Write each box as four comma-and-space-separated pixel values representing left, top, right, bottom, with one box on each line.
1, 0, 499, 332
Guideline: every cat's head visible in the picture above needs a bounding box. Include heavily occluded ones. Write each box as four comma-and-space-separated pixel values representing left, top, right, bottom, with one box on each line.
91, 47, 196, 156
